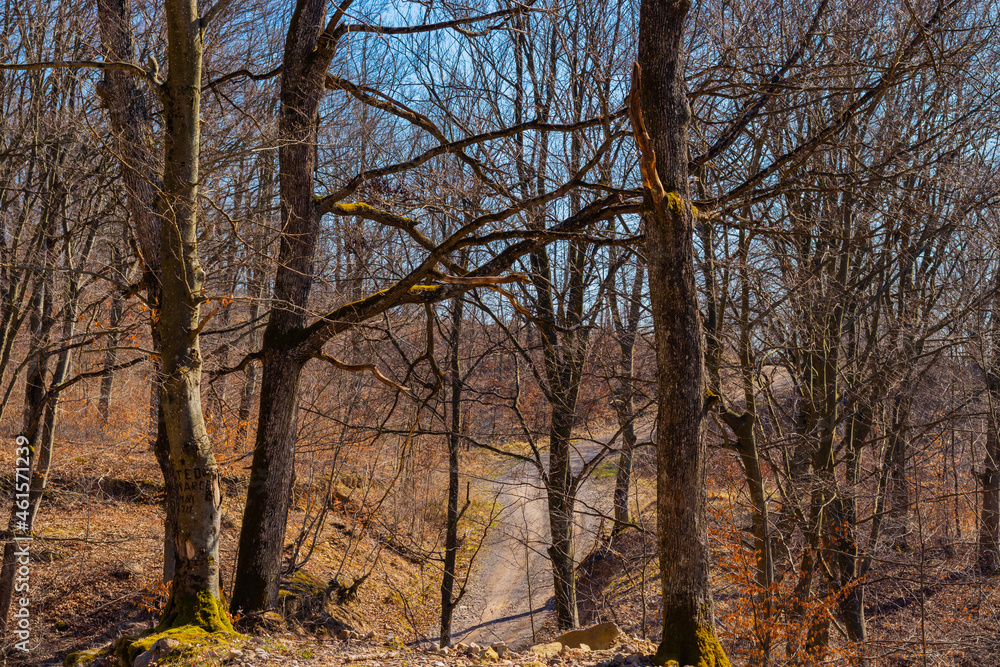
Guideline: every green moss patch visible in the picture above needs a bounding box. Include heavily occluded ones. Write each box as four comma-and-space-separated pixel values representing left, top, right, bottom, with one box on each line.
156, 589, 235, 635
654, 623, 731, 667
115, 589, 239, 666
115, 625, 242, 666
64, 646, 108, 667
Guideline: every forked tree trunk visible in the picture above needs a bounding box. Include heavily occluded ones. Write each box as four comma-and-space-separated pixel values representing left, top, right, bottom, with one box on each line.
633, 1, 730, 663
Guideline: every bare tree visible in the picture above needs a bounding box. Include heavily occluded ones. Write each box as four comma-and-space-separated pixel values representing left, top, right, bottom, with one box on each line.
632, 0, 731, 662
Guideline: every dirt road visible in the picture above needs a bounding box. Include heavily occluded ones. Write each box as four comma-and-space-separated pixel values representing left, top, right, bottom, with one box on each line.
450, 433, 640, 648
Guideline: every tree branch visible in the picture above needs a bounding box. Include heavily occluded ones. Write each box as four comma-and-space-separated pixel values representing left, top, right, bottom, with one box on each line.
0, 60, 161, 92
313, 352, 410, 393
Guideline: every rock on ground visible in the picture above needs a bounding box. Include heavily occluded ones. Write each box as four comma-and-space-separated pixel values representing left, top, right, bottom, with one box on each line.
555, 623, 622, 651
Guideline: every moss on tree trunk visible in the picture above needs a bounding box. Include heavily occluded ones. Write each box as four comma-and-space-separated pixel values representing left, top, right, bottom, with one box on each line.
654, 615, 730, 667
157, 589, 234, 634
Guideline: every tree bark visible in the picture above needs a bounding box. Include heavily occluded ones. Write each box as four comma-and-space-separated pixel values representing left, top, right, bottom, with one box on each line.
232, 351, 306, 612
151, 385, 178, 584
633, 1, 730, 663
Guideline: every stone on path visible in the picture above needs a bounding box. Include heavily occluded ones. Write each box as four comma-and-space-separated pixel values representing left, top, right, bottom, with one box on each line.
555, 622, 622, 650
528, 642, 563, 659
133, 637, 181, 667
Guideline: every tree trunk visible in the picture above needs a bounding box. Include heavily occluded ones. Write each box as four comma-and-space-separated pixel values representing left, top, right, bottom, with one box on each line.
96, 0, 161, 272
883, 402, 911, 550
832, 491, 866, 644
231, 352, 305, 612
440, 296, 464, 646
548, 409, 579, 629
838, 411, 872, 650
611, 256, 643, 532
22, 238, 54, 433
236, 336, 259, 447
0, 373, 52, 634
633, 1, 730, 662
231, 0, 329, 613
980, 282, 1000, 574
231, 0, 330, 614
98, 245, 127, 425
979, 412, 1000, 574
154, 0, 231, 632
612, 421, 636, 530
151, 388, 178, 584
527, 235, 586, 631
96, 0, 178, 587
0, 434, 35, 636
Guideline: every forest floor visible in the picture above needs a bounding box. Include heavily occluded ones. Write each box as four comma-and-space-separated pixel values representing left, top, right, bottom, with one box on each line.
4, 411, 1000, 667
0, 411, 656, 667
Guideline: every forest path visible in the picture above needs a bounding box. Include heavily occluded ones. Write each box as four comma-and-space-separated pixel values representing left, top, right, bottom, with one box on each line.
448, 425, 651, 649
